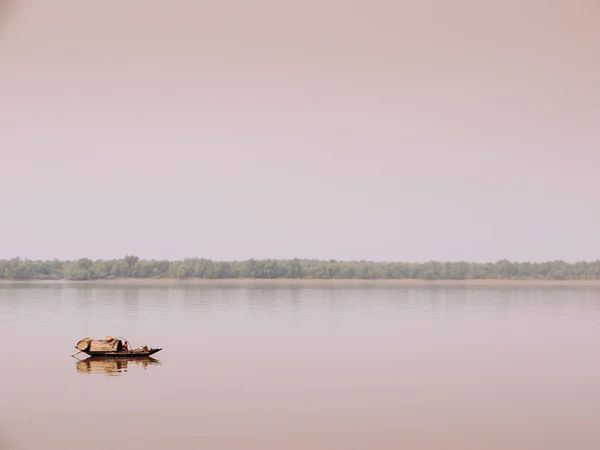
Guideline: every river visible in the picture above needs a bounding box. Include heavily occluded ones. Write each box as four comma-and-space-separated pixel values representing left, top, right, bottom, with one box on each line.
1, 281, 600, 449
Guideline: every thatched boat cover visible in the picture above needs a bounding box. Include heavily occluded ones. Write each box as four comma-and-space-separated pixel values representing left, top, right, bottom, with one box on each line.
76, 337, 93, 351
89, 339, 120, 352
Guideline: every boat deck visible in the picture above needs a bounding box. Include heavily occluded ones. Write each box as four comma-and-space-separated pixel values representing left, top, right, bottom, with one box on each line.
82, 348, 162, 358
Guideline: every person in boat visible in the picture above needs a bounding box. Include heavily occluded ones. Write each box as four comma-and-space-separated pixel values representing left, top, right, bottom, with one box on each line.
121, 340, 128, 351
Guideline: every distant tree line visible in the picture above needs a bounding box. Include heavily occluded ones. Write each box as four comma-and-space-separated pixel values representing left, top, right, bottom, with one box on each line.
2, 256, 600, 280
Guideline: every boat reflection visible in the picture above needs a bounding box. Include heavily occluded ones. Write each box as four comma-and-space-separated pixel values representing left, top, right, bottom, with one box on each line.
76, 356, 162, 376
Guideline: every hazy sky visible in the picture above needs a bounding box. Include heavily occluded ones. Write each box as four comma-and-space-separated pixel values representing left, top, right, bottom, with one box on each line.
0, 0, 599, 262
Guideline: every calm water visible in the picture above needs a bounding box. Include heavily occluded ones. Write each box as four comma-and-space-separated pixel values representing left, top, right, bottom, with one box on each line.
1, 282, 600, 450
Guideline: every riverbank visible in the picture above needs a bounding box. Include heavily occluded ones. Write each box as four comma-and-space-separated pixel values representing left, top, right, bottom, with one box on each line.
3, 278, 600, 287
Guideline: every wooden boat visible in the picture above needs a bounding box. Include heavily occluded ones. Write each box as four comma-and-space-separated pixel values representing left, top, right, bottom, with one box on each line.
74, 336, 162, 358
82, 348, 162, 357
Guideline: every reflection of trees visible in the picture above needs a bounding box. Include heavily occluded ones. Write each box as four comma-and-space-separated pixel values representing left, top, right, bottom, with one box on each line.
76, 357, 161, 376
122, 287, 140, 316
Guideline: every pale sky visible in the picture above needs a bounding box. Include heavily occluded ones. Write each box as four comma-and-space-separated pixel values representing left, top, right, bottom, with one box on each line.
0, 0, 599, 262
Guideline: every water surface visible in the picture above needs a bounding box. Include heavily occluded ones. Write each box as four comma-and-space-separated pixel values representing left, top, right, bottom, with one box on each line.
1, 282, 600, 450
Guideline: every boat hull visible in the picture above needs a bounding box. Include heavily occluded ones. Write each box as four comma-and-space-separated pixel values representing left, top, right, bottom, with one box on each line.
82, 348, 162, 358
